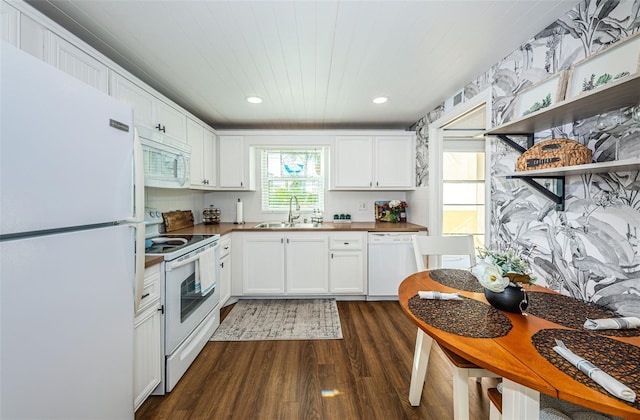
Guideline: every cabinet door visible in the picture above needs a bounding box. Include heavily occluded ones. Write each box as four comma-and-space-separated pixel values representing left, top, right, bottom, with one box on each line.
110, 73, 155, 129
45, 32, 108, 93
330, 251, 365, 294
242, 234, 285, 294
203, 127, 217, 187
332, 136, 373, 189
186, 119, 206, 187
286, 234, 329, 294
20, 14, 46, 60
1, 1, 19, 47
134, 303, 161, 411
156, 100, 187, 143
374, 136, 414, 189
218, 135, 246, 189
219, 253, 231, 307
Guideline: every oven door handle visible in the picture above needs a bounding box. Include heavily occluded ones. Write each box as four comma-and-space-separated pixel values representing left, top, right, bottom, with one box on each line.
167, 253, 200, 271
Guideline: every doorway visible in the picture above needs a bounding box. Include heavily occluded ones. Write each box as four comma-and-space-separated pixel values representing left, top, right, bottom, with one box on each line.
428, 90, 491, 259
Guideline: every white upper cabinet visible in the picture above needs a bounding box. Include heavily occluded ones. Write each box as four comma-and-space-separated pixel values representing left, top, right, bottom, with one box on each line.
44, 32, 109, 93
110, 72, 187, 142
333, 136, 375, 189
218, 135, 254, 190
187, 118, 216, 189
1, 1, 19, 47
110, 72, 154, 127
374, 136, 415, 188
332, 135, 414, 190
155, 100, 187, 143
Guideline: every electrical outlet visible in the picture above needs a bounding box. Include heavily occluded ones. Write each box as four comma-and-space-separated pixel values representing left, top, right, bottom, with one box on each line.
358, 202, 367, 211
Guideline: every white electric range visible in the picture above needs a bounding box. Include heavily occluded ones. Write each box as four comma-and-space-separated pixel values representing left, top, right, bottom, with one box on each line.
145, 208, 221, 393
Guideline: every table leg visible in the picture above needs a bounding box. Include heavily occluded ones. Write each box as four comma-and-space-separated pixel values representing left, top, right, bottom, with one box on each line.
409, 329, 433, 406
501, 378, 539, 420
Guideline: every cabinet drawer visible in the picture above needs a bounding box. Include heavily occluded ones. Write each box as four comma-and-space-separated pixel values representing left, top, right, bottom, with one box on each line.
138, 268, 160, 316
220, 235, 231, 258
329, 233, 364, 250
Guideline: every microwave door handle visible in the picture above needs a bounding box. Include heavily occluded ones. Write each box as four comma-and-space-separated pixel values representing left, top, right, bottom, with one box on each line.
176, 154, 187, 186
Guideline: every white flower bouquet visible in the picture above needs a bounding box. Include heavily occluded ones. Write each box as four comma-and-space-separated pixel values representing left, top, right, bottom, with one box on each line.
471, 247, 535, 292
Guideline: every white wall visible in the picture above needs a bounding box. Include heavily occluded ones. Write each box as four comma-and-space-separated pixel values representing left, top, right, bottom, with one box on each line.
145, 188, 205, 223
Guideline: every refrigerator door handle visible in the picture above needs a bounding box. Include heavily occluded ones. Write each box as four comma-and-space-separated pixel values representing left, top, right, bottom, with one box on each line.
127, 128, 145, 223
133, 222, 146, 313
130, 128, 146, 313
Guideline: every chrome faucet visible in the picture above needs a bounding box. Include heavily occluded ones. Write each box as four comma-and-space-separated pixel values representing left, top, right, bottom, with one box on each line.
288, 195, 300, 224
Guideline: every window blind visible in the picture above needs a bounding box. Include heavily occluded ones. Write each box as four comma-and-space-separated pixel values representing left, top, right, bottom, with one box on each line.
260, 148, 325, 212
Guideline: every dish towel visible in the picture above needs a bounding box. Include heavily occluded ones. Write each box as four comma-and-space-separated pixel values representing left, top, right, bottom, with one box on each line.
198, 246, 217, 296
418, 291, 462, 300
553, 341, 636, 403
584, 316, 640, 330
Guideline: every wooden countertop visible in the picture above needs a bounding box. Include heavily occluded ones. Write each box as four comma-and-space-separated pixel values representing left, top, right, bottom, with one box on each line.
145, 255, 163, 268
168, 221, 428, 236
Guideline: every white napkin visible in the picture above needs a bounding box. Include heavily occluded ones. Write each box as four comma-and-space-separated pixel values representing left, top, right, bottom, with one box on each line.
418, 291, 462, 300
584, 317, 640, 330
553, 343, 636, 403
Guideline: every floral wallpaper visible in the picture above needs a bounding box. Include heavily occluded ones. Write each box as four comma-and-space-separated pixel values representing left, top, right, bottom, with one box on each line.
416, 0, 640, 316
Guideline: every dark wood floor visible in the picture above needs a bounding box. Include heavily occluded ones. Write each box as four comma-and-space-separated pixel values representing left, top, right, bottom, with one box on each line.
136, 301, 499, 419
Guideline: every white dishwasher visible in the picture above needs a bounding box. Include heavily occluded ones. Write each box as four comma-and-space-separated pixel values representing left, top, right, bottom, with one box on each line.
367, 232, 418, 299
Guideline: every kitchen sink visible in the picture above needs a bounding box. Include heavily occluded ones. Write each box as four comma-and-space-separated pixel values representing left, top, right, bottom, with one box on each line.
253, 222, 324, 229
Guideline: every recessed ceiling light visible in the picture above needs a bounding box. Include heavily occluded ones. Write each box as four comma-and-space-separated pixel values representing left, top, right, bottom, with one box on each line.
373, 96, 388, 104
246, 96, 262, 104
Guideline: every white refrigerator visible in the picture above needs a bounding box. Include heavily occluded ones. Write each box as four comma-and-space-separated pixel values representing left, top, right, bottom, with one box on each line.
0, 42, 145, 419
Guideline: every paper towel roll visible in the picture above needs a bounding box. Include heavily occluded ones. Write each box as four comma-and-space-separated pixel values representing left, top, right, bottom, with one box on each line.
235, 199, 244, 224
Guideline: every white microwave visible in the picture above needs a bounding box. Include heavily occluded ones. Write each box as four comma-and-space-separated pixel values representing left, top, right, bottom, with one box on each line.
137, 126, 190, 189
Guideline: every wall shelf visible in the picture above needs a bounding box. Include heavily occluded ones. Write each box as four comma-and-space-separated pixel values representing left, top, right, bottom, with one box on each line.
486, 73, 640, 136
486, 72, 640, 211
496, 158, 640, 178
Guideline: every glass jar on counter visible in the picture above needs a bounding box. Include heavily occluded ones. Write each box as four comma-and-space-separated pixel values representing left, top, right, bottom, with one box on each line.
203, 205, 221, 224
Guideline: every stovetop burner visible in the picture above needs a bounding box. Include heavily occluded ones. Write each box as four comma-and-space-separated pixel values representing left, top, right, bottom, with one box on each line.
145, 234, 217, 259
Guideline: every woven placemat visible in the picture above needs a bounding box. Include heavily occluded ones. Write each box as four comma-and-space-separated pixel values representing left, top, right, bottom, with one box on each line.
408, 294, 512, 338
429, 269, 484, 293
527, 292, 640, 338
532, 328, 640, 410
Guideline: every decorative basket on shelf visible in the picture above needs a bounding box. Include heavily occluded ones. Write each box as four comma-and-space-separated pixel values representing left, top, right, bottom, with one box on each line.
516, 138, 592, 171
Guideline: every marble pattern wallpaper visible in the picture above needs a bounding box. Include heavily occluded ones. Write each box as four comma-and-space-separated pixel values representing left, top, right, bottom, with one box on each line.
416, 0, 640, 316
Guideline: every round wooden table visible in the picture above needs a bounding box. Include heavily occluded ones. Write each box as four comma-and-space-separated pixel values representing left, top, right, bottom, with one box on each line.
398, 270, 640, 420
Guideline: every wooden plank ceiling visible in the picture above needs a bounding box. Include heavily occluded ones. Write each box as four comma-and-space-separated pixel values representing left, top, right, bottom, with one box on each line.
27, 0, 580, 130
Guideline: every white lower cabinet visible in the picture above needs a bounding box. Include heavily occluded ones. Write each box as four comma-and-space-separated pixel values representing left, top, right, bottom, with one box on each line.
240, 232, 329, 295
329, 232, 367, 294
286, 234, 329, 294
134, 264, 162, 411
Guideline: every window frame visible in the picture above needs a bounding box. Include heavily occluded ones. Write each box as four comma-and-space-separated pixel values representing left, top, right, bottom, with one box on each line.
259, 147, 326, 213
